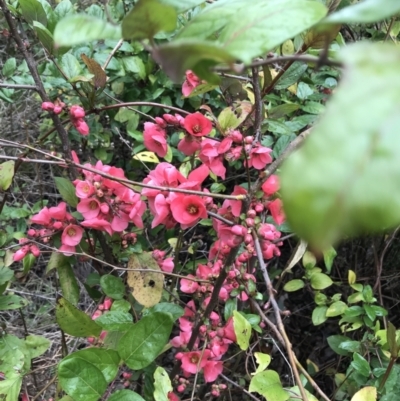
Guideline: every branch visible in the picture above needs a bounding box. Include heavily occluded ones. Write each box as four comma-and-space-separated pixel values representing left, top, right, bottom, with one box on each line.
0, 82, 38, 90
0, 0, 77, 179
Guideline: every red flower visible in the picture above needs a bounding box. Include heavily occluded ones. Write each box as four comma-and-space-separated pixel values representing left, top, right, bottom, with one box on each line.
143, 122, 168, 157
184, 113, 212, 137
268, 198, 286, 225
261, 174, 280, 196
170, 195, 207, 227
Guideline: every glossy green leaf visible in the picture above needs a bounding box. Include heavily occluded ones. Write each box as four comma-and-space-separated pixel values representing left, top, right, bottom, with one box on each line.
19, 0, 47, 26
281, 43, 400, 250
340, 341, 361, 353
178, 0, 326, 64
249, 370, 289, 401
146, 302, 184, 321
154, 367, 172, 401
233, 311, 252, 351
327, 335, 352, 356
25, 334, 51, 359
0, 161, 15, 191
283, 279, 305, 292
351, 353, 370, 377
323, 246, 337, 274
58, 357, 107, 401
54, 177, 78, 207
56, 297, 102, 337
326, 301, 348, 317
326, 0, 400, 24
46, 252, 69, 274
62, 348, 120, 383
100, 275, 125, 300
312, 305, 328, 325
122, 0, 177, 40
108, 390, 146, 401
310, 273, 333, 290
54, 14, 121, 47
0, 295, 28, 310
95, 311, 133, 331
111, 299, 132, 313
152, 39, 236, 83
118, 312, 173, 370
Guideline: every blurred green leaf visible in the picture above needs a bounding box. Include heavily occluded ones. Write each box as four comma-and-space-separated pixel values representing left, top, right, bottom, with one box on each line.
19, 0, 47, 26
0, 161, 15, 191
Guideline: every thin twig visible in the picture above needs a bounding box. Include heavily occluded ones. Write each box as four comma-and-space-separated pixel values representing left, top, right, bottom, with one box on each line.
0, 82, 38, 90
220, 373, 261, 401
103, 38, 124, 69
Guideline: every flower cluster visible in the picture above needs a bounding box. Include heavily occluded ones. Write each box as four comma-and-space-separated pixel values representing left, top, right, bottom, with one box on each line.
41, 99, 65, 114
73, 159, 146, 239
69, 105, 89, 136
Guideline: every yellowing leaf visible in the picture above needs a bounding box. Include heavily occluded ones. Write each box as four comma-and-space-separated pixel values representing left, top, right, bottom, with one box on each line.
252, 352, 271, 375
127, 253, 164, 308
351, 386, 377, 401
81, 54, 107, 89
233, 311, 252, 351
168, 238, 178, 248
348, 270, 356, 285
133, 151, 160, 163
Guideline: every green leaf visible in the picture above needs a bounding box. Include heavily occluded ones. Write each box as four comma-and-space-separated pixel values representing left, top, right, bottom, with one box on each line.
56, 297, 102, 337
326, 0, 400, 24
158, 0, 205, 13
0, 295, 28, 310
281, 43, 400, 250
54, 14, 121, 47
297, 82, 313, 100
57, 262, 80, 305
323, 246, 337, 274
310, 273, 333, 290
23, 253, 36, 274
340, 341, 361, 353
58, 357, 107, 401
288, 387, 319, 401
95, 311, 133, 331
154, 367, 172, 401
25, 335, 51, 359
253, 352, 272, 374
111, 299, 132, 313
326, 301, 348, 317
0, 161, 15, 191
108, 390, 146, 401
351, 353, 370, 377
152, 39, 235, 83
269, 103, 300, 120
19, 0, 47, 26
146, 302, 184, 321
2, 58, 16, 78
312, 305, 328, 325
233, 311, 252, 351
178, 0, 326, 64
283, 279, 305, 292
0, 266, 13, 286
62, 348, 120, 383
387, 322, 398, 357
327, 335, 352, 356
122, 0, 177, 40
249, 370, 289, 401
273, 134, 297, 159
117, 312, 173, 370
46, 252, 70, 275
218, 107, 241, 132
122, 56, 146, 80
54, 177, 78, 207
100, 275, 125, 300
185, 83, 218, 98
0, 375, 22, 401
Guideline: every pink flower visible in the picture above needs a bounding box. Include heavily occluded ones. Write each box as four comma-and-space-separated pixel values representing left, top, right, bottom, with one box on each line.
223, 318, 236, 342
31, 207, 51, 226
170, 195, 207, 227
61, 224, 83, 246
160, 257, 174, 273
163, 113, 184, 126
222, 186, 247, 217
262, 175, 280, 196
49, 202, 67, 220
75, 180, 95, 199
59, 244, 76, 256
143, 122, 168, 157
41, 102, 54, 111
80, 217, 113, 236
184, 113, 212, 137
167, 392, 180, 401
170, 330, 192, 348
77, 198, 101, 220
151, 194, 172, 228
203, 360, 223, 382
199, 139, 226, 179
180, 275, 199, 294
75, 119, 90, 136
30, 244, 40, 257
13, 246, 29, 261
177, 135, 201, 156
182, 70, 202, 97
70, 105, 86, 119
128, 197, 146, 229
180, 350, 210, 374
268, 198, 286, 225
247, 146, 272, 169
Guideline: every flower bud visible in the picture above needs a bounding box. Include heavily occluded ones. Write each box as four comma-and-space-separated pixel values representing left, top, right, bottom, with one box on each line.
41, 102, 54, 111
70, 105, 86, 119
